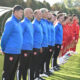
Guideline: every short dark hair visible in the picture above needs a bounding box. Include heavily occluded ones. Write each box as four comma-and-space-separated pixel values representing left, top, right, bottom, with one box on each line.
57, 13, 63, 19
52, 13, 56, 16
72, 14, 77, 18
13, 5, 24, 13
64, 16, 68, 21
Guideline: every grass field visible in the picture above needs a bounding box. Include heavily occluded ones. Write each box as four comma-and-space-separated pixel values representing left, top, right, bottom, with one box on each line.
0, 39, 80, 80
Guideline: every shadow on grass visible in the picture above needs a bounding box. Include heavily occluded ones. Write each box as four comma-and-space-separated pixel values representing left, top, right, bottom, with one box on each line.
45, 71, 80, 80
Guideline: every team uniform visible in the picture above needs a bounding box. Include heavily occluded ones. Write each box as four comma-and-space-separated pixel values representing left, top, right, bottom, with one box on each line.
68, 23, 76, 52
71, 20, 79, 52
1, 15, 23, 80
45, 20, 51, 74
49, 22, 55, 70
61, 24, 68, 56
53, 22, 63, 68
17, 17, 34, 80
32, 19, 43, 79
40, 19, 48, 74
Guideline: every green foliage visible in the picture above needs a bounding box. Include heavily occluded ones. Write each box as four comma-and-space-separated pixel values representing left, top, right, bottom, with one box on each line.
26, 0, 51, 10
51, 3, 66, 11
63, 0, 80, 8
51, 3, 80, 24
0, 0, 26, 7
63, 0, 74, 8
43, 0, 51, 10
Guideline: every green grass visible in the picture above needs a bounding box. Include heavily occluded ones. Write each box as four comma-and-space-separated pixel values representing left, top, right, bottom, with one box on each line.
45, 39, 80, 80
0, 55, 4, 79
0, 39, 80, 80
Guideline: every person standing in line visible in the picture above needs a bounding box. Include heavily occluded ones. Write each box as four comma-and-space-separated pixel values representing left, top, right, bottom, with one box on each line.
1, 5, 24, 80
40, 8, 49, 77
53, 13, 64, 71
71, 14, 80, 54
32, 9, 45, 80
49, 13, 56, 73
17, 8, 34, 80
44, 12, 52, 76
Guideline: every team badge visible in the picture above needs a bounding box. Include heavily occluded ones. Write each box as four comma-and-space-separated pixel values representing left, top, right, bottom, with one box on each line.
49, 49, 52, 52
9, 56, 13, 61
24, 53, 27, 57
34, 52, 37, 55
57, 45, 59, 48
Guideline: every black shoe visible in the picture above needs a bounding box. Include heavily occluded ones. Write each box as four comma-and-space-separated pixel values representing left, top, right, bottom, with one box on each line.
56, 64, 60, 68
44, 71, 53, 76
34, 77, 39, 80
53, 66, 60, 71
57, 67, 60, 70
48, 71, 53, 75
44, 72, 50, 76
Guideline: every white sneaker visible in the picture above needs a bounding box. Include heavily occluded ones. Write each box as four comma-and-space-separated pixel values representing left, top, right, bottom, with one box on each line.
34, 77, 39, 80
70, 51, 74, 55
63, 53, 71, 60
58, 57, 64, 65
49, 68, 54, 73
39, 73, 48, 77
74, 51, 78, 55
67, 51, 74, 55
64, 56, 69, 61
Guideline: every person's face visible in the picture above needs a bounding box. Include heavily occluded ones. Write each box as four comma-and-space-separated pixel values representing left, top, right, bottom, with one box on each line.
34, 11, 42, 21
62, 21, 65, 25
66, 18, 69, 24
37, 11, 42, 20
28, 10, 34, 20
59, 16, 64, 23
76, 17, 79, 23
14, 10, 23, 19
67, 17, 71, 23
65, 19, 70, 25
51, 15, 56, 22
69, 17, 73, 23
73, 16, 77, 21
53, 16, 56, 21
47, 12, 52, 21
73, 16, 79, 23
62, 18, 66, 25
42, 11, 48, 19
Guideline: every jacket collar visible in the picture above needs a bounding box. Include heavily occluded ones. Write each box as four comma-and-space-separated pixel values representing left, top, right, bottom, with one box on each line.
12, 14, 21, 23
24, 17, 31, 22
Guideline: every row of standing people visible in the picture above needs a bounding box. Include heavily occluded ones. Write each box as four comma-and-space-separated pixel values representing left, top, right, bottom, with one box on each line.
1, 5, 79, 80
58, 14, 79, 64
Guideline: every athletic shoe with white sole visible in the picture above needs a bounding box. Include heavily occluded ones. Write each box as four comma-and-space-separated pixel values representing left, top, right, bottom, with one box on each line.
53, 66, 60, 71
39, 73, 49, 77
49, 68, 54, 73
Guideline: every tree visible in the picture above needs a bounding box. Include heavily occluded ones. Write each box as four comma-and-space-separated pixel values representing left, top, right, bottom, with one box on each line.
26, 0, 51, 10
0, 0, 25, 7
43, 0, 51, 10
36, 1, 46, 9
26, 0, 37, 10
63, 0, 80, 8
51, 3, 66, 12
